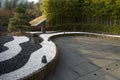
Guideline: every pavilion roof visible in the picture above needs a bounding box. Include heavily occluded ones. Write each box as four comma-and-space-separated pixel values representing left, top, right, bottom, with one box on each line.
29, 15, 46, 26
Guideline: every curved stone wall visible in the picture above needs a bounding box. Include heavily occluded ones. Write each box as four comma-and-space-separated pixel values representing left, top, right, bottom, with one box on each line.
24, 32, 120, 80
0, 32, 120, 80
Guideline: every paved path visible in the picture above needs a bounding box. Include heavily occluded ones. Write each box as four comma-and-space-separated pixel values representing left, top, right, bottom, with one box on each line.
45, 36, 120, 80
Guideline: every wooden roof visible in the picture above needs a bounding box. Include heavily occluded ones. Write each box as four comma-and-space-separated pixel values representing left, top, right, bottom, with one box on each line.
29, 15, 46, 26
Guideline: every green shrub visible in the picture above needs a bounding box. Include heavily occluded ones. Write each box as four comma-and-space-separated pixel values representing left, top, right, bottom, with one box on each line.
46, 23, 120, 34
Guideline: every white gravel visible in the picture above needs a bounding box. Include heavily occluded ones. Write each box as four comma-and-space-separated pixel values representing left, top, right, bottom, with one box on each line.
0, 32, 120, 80
0, 36, 29, 62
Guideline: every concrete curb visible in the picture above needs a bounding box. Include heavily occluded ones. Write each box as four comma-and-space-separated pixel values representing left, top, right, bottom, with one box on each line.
0, 32, 120, 80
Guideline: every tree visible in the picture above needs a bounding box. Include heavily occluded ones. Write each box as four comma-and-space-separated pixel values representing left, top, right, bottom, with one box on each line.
0, 9, 13, 31
40, 0, 120, 33
41, 0, 84, 27
26, 2, 42, 20
8, 5, 30, 33
4, 0, 17, 11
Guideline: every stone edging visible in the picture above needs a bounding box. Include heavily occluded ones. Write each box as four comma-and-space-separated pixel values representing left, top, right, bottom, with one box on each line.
23, 32, 120, 80
24, 45, 59, 80
0, 32, 119, 80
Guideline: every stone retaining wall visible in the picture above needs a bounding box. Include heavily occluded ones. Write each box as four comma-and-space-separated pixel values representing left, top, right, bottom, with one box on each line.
18, 32, 120, 80
23, 44, 59, 80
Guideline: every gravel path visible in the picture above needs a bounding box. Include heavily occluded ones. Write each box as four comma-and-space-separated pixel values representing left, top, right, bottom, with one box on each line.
0, 37, 41, 75
0, 36, 14, 53
45, 36, 120, 80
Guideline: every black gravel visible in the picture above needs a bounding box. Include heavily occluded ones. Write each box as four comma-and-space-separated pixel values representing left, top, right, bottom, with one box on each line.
0, 36, 14, 53
0, 38, 41, 75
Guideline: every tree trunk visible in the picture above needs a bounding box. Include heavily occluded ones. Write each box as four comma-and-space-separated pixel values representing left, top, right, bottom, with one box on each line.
110, 16, 112, 26
114, 16, 117, 26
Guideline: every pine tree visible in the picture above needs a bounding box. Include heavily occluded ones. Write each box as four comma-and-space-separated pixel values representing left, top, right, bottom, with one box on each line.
8, 5, 30, 33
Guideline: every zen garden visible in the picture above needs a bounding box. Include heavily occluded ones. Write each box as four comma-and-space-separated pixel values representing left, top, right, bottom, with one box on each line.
0, 0, 120, 80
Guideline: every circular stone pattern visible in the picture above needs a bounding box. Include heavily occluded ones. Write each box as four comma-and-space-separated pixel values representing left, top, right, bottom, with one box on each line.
46, 36, 120, 80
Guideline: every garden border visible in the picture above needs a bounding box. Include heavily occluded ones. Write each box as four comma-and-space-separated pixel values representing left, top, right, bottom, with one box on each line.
23, 32, 120, 80
0, 32, 120, 80
23, 45, 59, 80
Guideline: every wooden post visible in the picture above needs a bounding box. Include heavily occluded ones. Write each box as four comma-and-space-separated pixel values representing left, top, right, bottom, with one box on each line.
41, 26, 46, 33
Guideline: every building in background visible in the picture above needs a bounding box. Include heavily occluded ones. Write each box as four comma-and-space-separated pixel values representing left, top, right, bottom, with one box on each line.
17, 0, 28, 4
0, 0, 6, 8
29, 15, 46, 33
0, 0, 28, 8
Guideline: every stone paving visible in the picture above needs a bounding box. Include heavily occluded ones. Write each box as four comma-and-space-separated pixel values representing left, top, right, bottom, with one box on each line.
45, 36, 120, 80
